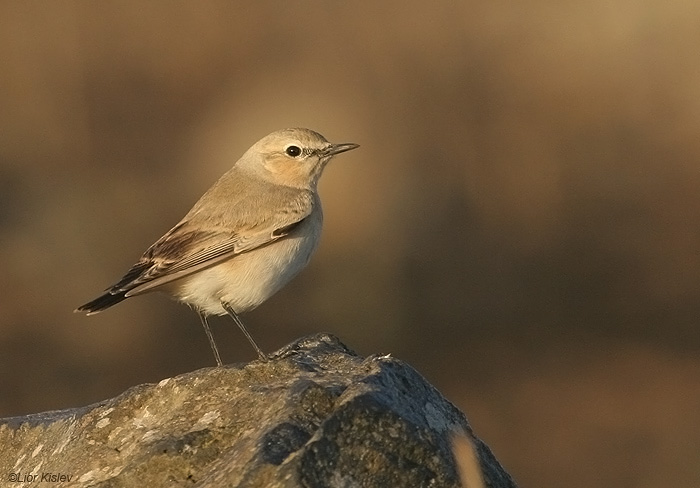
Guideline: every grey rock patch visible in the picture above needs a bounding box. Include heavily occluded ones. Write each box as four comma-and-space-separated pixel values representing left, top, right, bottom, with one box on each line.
0, 333, 516, 487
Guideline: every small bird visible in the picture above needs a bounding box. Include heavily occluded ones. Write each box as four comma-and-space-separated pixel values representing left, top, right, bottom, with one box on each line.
75, 128, 359, 365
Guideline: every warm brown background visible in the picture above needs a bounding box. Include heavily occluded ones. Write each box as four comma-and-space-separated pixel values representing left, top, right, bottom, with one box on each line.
2, 2, 699, 486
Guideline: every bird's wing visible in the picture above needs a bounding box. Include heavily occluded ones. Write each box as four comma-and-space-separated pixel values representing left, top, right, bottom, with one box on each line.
110, 200, 313, 297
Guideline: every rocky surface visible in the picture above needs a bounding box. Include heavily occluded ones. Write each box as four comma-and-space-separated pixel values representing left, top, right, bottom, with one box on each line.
0, 333, 516, 487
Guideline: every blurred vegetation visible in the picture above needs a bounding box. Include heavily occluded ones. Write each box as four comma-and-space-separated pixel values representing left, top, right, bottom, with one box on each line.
1, 2, 699, 486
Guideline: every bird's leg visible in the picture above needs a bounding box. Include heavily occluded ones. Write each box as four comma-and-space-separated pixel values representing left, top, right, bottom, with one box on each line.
197, 312, 223, 367
221, 302, 269, 361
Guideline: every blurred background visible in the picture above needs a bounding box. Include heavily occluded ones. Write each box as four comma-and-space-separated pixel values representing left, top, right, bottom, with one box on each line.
1, 1, 699, 486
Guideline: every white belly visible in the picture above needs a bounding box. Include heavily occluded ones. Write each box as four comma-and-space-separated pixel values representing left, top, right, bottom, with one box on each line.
170, 218, 321, 316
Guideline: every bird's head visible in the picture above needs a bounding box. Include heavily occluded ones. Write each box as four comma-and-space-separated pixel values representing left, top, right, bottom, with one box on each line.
241, 128, 359, 189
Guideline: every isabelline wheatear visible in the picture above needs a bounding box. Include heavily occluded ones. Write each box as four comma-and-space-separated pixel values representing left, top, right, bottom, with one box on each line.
76, 128, 359, 365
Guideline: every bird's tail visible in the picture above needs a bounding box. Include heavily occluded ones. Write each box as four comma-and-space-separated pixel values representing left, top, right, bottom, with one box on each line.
75, 261, 152, 315
74, 290, 128, 315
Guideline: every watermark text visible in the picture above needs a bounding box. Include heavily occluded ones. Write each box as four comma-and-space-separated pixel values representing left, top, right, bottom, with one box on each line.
7, 472, 74, 483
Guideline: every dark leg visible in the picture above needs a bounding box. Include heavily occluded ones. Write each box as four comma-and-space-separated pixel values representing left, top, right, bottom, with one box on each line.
197, 312, 223, 366
221, 302, 268, 361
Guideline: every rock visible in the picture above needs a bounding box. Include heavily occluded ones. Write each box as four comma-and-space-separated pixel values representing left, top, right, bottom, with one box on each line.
0, 333, 517, 487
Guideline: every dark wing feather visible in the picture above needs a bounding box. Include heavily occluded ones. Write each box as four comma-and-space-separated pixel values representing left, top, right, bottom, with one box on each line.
76, 208, 311, 314
122, 225, 286, 296
76, 187, 316, 314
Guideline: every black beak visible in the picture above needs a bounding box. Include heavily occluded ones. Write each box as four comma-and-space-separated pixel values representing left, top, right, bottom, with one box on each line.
322, 142, 360, 157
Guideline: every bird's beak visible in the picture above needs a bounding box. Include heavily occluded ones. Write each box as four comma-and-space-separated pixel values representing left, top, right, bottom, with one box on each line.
322, 142, 360, 157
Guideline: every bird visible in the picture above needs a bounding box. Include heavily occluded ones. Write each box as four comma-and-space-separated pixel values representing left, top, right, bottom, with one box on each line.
75, 128, 359, 365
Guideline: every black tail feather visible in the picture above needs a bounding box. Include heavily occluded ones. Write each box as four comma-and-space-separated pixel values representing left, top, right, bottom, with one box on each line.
75, 261, 152, 315
74, 290, 128, 315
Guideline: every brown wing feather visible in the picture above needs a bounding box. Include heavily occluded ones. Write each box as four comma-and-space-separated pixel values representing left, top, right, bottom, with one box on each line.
76, 188, 315, 313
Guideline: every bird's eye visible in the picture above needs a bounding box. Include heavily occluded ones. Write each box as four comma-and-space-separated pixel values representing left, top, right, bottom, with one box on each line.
285, 145, 302, 157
